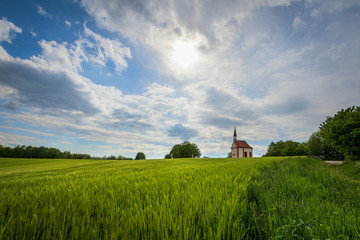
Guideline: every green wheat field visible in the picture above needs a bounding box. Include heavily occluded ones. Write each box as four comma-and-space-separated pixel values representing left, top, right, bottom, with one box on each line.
0, 157, 359, 239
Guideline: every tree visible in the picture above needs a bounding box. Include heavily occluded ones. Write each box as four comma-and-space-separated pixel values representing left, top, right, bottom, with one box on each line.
135, 152, 146, 160
320, 106, 360, 160
117, 155, 132, 160
282, 140, 300, 156
308, 131, 325, 157
294, 142, 309, 156
264, 140, 306, 156
168, 141, 201, 158
264, 141, 285, 156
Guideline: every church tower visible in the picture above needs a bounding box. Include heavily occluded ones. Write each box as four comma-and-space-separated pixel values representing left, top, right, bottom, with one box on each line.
231, 126, 253, 158
233, 126, 237, 141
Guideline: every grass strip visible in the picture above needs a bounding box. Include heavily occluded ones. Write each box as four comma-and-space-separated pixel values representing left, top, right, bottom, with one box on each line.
246, 157, 360, 239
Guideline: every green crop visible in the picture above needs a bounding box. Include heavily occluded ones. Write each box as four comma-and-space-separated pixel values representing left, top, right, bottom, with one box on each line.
0, 157, 282, 239
1, 157, 359, 239
247, 158, 360, 239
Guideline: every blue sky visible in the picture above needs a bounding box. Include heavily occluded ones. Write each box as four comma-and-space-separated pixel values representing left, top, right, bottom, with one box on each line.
0, 0, 359, 158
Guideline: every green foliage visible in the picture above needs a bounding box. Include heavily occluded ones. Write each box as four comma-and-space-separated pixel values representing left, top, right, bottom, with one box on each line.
0, 157, 281, 239
308, 131, 344, 160
117, 155, 133, 160
294, 142, 308, 156
168, 141, 201, 158
0, 145, 91, 159
307, 131, 325, 156
135, 152, 146, 160
264, 140, 308, 157
164, 153, 172, 159
246, 157, 360, 239
0, 145, 134, 160
320, 106, 360, 160
338, 161, 360, 181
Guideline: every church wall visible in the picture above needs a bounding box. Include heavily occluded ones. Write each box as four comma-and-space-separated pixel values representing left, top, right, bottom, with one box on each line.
243, 148, 253, 158
231, 148, 237, 158
231, 147, 253, 158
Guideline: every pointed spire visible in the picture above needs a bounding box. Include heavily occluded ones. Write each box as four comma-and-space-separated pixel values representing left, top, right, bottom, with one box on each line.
233, 126, 237, 141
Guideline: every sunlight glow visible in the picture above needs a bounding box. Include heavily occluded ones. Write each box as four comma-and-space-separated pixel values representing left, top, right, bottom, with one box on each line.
171, 40, 199, 69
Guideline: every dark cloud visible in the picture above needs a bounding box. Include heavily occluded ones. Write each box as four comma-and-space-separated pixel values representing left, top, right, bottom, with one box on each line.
109, 109, 152, 129
168, 124, 197, 140
201, 116, 241, 129
112, 108, 141, 120
206, 87, 233, 109
0, 59, 99, 114
268, 97, 309, 115
204, 87, 259, 124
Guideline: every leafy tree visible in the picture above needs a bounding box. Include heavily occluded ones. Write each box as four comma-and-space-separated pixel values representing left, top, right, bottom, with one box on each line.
264, 140, 306, 156
135, 152, 146, 160
264, 141, 285, 156
62, 151, 71, 159
164, 153, 172, 159
320, 106, 360, 160
308, 131, 325, 156
117, 155, 132, 160
294, 142, 309, 156
307, 131, 342, 160
282, 140, 300, 156
168, 141, 201, 158
0, 144, 94, 159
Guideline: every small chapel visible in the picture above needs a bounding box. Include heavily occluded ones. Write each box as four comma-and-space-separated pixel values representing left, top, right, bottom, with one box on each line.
231, 127, 253, 158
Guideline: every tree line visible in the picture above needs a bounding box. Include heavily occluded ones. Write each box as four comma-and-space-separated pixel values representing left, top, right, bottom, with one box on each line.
264, 106, 359, 160
0, 145, 136, 160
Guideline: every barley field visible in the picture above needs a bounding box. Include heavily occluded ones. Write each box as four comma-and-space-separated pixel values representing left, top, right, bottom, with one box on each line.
1, 157, 359, 239
0, 157, 281, 239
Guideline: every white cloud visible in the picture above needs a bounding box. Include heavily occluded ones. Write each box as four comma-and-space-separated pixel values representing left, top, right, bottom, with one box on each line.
65, 20, 72, 28
0, 17, 22, 43
0, 27, 187, 157
145, 83, 175, 97
292, 16, 302, 28
25, 25, 131, 75
35, 40, 84, 72
80, 0, 293, 79
0, 46, 12, 60
36, 4, 53, 19
0, 126, 55, 137
83, 25, 132, 74
1, 2, 360, 158
0, 132, 43, 146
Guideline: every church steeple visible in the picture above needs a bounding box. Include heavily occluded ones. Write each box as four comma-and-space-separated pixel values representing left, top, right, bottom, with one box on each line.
233, 126, 237, 141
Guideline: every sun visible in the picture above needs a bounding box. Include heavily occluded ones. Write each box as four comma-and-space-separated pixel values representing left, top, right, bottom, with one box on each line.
171, 40, 199, 69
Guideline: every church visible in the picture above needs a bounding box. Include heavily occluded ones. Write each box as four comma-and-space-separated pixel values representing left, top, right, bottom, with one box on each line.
231, 127, 253, 158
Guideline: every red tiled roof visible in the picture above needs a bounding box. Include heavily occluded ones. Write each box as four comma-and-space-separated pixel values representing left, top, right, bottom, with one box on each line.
233, 140, 253, 149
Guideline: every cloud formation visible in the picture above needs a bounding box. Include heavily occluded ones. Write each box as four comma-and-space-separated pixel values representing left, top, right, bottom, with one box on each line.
0, 0, 360, 158
0, 17, 22, 43
168, 124, 198, 141
36, 5, 53, 19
